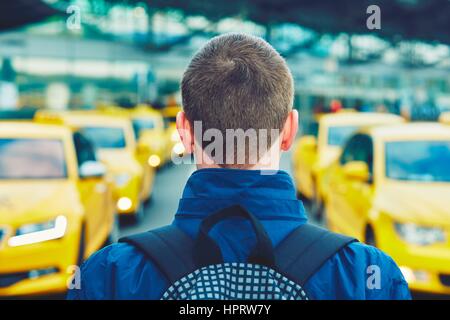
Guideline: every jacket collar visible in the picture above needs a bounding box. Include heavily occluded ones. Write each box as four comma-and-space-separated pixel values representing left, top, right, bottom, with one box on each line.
175, 168, 307, 222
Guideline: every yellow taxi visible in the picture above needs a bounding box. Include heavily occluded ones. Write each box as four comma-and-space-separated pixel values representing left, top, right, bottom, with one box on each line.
130, 105, 172, 169
324, 122, 450, 294
36, 111, 146, 222
96, 105, 160, 203
162, 104, 185, 159
98, 104, 171, 168
292, 112, 404, 220
0, 122, 117, 296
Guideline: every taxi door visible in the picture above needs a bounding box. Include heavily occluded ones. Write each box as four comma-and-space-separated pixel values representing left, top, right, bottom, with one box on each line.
328, 134, 374, 239
73, 132, 110, 256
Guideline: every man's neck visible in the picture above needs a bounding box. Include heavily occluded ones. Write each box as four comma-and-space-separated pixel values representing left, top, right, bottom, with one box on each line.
194, 143, 282, 171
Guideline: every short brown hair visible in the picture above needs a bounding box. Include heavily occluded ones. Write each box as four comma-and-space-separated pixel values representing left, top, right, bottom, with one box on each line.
181, 33, 294, 167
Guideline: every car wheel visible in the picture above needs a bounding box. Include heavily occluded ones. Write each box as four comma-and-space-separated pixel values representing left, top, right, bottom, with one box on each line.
321, 205, 330, 229
105, 214, 120, 246
311, 197, 324, 223
365, 225, 377, 247
296, 190, 308, 202
143, 191, 153, 206
132, 202, 145, 224
76, 225, 86, 267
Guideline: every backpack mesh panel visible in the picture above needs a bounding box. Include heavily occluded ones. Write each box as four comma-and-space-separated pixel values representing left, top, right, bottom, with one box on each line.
161, 262, 309, 300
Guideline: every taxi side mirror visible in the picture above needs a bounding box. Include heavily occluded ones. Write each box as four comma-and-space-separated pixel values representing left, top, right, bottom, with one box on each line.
343, 161, 369, 182
299, 135, 317, 153
79, 161, 106, 179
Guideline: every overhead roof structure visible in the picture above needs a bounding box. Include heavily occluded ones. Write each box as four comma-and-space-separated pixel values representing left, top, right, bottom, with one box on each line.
2, 1, 449, 44
0, 0, 61, 32
144, 0, 450, 44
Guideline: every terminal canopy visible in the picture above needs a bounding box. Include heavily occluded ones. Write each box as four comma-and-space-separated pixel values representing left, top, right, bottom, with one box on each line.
0, 0, 60, 31
146, 0, 450, 44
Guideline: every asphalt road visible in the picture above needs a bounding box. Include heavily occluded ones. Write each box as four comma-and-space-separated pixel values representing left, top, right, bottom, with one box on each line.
119, 162, 195, 237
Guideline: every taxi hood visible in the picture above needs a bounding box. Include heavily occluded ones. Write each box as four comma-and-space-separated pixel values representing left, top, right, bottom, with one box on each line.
0, 181, 81, 225
97, 149, 141, 174
318, 146, 341, 168
374, 182, 450, 227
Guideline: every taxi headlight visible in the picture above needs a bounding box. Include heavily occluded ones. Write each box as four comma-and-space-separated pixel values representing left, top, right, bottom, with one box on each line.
9, 216, 68, 247
171, 131, 180, 142
117, 197, 133, 211
395, 222, 445, 246
148, 155, 161, 167
114, 173, 131, 187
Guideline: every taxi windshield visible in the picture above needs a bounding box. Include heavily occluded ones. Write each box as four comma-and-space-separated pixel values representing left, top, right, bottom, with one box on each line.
386, 140, 450, 182
0, 138, 67, 179
132, 118, 155, 139
165, 116, 177, 124
327, 125, 359, 146
80, 127, 126, 149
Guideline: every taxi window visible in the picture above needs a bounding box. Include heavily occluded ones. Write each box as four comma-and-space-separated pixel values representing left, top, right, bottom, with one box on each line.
164, 116, 177, 125
163, 118, 170, 129
340, 136, 358, 164
327, 126, 359, 146
80, 127, 126, 149
386, 140, 450, 182
73, 132, 97, 168
304, 121, 318, 137
340, 134, 374, 177
0, 138, 67, 179
132, 118, 155, 139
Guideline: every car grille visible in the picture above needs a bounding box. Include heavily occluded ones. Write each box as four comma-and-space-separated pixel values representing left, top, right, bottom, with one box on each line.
439, 274, 450, 287
0, 267, 59, 288
0, 271, 29, 288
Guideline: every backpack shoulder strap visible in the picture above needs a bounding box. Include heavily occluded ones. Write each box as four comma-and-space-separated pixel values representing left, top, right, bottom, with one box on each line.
119, 225, 196, 283
275, 223, 357, 286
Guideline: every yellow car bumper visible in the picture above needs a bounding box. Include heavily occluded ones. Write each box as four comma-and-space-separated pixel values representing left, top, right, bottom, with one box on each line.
389, 247, 450, 295
0, 225, 80, 296
375, 217, 450, 295
113, 176, 142, 215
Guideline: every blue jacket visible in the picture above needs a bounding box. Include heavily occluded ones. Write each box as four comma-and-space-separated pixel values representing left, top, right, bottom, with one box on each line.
68, 169, 411, 300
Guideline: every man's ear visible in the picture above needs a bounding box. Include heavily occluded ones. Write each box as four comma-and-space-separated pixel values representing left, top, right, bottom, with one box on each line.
280, 109, 299, 151
176, 111, 195, 154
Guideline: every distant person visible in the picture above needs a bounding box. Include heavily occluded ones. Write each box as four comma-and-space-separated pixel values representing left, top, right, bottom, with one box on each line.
68, 34, 410, 300
411, 98, 440, 122
150, 99, 165, 110
329, 99, 342, 113
166, 94, 179, 108
375, 103, 388, 113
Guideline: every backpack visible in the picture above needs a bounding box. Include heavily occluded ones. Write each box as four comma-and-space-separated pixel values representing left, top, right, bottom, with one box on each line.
119, 205, 357, 300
